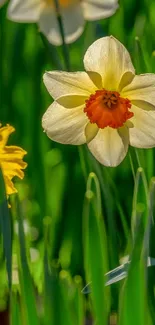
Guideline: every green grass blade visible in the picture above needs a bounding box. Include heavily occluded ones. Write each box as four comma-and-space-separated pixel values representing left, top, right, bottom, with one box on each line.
15, 199, 40, 325
119, 167, 150, 325
0, 169, 12, 290
147, 178, 155, 322
83, 172, 110, 325
119, 216, 147, 325
131, 167, 148, 241
73, 275, 85, 325
10, 293, 21, 325
44, 253, 73, 325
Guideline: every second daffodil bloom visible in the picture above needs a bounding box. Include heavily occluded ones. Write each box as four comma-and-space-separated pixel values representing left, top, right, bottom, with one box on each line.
42, 36, 155, 167
0, 124, 27, 197
7, 0, 119, 46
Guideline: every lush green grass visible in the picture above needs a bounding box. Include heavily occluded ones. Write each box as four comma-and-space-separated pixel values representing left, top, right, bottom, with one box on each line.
1, 0, 155, 324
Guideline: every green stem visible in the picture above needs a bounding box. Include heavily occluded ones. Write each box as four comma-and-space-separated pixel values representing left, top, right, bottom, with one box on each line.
39, 31, 63, 70
129, 151, 136, 182
78, 146, 88, 182
53, 0, 70, 71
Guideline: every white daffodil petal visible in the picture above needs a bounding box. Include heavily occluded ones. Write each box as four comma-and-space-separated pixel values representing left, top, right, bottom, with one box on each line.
84, 36, 135, 90
39, 3, 85, 46
129, 105, 155, 148
121, 74, 155, 110
85, 123, 99, 143
88, 126, 129, 167
42, 101, 88, 145
82, 0, 118, 21
57, 95, 88, 108
0, 0, 6, 8
7, 0, 44, 22
43, 71, 97, 99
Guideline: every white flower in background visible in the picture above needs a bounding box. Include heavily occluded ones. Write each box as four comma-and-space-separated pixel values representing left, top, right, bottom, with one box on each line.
7, 0, 119, 45
42, 36, 155, 167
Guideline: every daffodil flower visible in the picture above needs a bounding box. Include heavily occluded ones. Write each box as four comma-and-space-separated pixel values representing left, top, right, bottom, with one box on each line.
7, 0, 119, 45
42, 36, 155, 167
0, 124, 27, 197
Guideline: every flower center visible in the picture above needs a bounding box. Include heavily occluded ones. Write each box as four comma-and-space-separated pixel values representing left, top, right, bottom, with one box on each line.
84, 89, 133, 129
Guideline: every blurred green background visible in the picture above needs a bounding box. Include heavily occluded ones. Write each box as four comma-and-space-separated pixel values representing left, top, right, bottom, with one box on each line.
1, 0, 155, 324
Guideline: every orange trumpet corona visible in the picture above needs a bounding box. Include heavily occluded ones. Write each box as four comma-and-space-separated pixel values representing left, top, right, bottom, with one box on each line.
84, 89, 133, 129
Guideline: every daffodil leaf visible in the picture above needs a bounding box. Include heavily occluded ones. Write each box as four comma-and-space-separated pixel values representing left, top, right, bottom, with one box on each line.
0, 169, 12, 290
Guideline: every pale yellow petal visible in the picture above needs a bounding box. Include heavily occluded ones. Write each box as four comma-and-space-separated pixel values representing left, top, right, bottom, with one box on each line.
85, 123, 99, 143
57, 95, 88, 108
129, 105, 155, 148
88, 126, 129, 167
121, 74, 155, 110
118, 71, 135, 92
84, 36, 135, 90
42, 101, 88, 145
39, 3, 84, 46
87, 71, 103, 89
43, 71, 97, 99
7, 0, 44, 22
82, 0, 118, 21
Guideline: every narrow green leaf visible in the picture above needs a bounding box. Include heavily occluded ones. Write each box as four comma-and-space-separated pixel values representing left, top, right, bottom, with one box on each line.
134, 36, 149, 73
119, 209, 147, 325
147, 178, 155, 323
131, 167, 148, 240
83, 172, 110, 325
119, 167, 150, 325
16, 199, 40, 325
59, 270, 75, 325
44, 255, 73, 325
39, 32, 63, 70
73, 275, 85, 325
0, 169, 12, 290
10, 293, 21, 325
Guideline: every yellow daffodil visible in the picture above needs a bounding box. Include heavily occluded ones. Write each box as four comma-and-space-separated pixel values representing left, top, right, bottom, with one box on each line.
7, 0, 119, 45
42, 36, 155, 167
0, 124, 27, 197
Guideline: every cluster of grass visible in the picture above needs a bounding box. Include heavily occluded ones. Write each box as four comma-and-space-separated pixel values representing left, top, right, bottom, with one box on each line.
1, 0, 155, 324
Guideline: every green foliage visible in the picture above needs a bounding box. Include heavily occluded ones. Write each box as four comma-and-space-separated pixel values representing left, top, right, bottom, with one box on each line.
1, 0, 155, 324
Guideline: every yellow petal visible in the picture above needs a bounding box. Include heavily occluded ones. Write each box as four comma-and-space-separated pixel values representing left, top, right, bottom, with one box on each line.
0, 125, 27, 197
3, 175, 17, 195
85, 122, 99, 143
57, 95, 87, 108
0, 124, 15, 149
